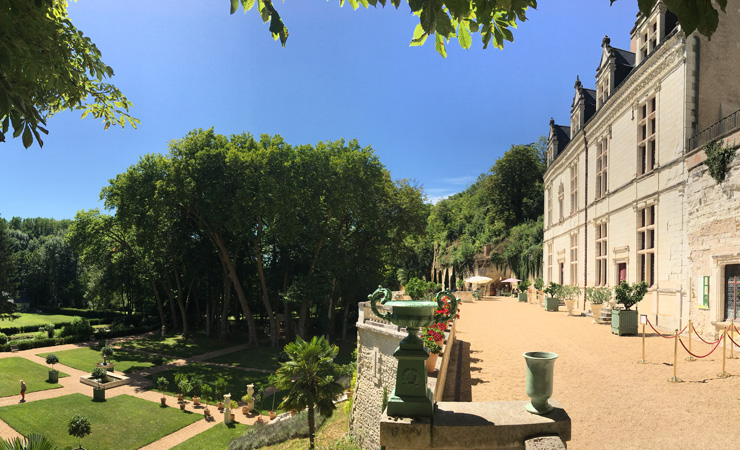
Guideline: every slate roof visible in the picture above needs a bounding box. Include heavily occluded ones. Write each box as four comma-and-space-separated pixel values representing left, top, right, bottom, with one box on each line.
583, 88, 596, 122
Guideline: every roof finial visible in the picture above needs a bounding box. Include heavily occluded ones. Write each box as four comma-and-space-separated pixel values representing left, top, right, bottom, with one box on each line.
574, 76, 581, 89
602, 35, 611, 47
549, 117, 555, 127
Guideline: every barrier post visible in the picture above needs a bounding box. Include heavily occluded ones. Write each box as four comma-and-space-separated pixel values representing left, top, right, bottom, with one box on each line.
718, 329, 730, 378
638, 320, 647, 364
730, 321, 738, 360
668, 329, 681, 383
685, 319, 696, 361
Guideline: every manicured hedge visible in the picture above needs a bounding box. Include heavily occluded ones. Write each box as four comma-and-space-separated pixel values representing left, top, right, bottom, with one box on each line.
0, 325, 156, 352
0, 318, 114, 336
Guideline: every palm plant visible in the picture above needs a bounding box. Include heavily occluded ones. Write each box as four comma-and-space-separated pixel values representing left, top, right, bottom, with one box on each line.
274, 336, 345, 450
1, 433, 59, 450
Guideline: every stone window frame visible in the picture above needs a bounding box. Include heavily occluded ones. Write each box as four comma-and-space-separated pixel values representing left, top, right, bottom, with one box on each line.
546, 185, 553, 227
595, 219, 608, 286
547, 242, 553, 285
558, 183, 565, 223
569, 231, 578, 286
597, 74, 610, 108
637, 203, 657, 287
637, 94, 658, 176
711, 254, 740, 324
569, 162, 578, 215
595, 136, 608, 199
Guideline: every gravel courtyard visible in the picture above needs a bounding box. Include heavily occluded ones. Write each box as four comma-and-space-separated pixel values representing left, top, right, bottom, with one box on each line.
447, 296, 740, 449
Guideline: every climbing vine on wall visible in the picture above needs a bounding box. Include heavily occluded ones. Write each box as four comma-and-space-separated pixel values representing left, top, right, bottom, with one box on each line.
704, 139, 737, 184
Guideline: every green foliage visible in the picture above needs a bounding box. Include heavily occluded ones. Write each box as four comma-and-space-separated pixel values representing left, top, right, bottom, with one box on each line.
586, 287, 611, 305
229, 400, 238, 410
67, 415, 91, 449
90, 367, 108, 383
423, 336, 442, 355
214, 377, 228, 400
0, 1, 138, 148
404, 277, 428, 300
101, 346, 114, 364
200, 384, 212, 405
274, 336, 345, 449
241, 393, 253, 404
228, 410, 328, 450
614, 281, 648, 311
178, 378, 193, 397
0, 333, 7, 345
518, 279, 531, 291
612, 0, 727, 38
559, 285, 581, 302
157, 377, 169, 395
45, 353, 59, 370
1, 433, 59, 450
534, 277, 544, 291
543, 282, 562, 298
59, 318, 93, 338
704, 139, 736, 184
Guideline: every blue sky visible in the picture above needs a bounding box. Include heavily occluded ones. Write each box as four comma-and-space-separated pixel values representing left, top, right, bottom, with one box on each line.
0, 1, 638, 219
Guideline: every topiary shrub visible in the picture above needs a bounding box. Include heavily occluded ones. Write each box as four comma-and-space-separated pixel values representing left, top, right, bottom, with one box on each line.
0, 333, 7, 345
46, 353, 60, 371
91, 367, 108, 383
60, 317, 94, 338
534, 277, 544, 291
405, 277, 427, 300
614, 281, 648, 311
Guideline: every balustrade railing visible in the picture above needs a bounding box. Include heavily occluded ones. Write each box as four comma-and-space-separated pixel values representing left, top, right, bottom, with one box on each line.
687, 109, 740, 151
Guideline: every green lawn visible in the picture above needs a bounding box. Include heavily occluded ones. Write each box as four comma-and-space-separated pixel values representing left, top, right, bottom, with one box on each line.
0, 313, 80, 330
0, 393, 201, 449
148, 364, 285, 413
38, 347, 170, 374
121, 333, 242, 358
171, 422, 250, 450
0, 357, 68, 398
204, 345, 282, 371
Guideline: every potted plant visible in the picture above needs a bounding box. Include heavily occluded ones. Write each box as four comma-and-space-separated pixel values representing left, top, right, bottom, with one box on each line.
45, 324, 55, 339
68, 414, 91, 450
201, 384, 212, 417
174, 373, 187, 401
214, 377, 227, 410
241, 393, 253, 414
586, 287, 611, 323
229, 400, 238, 421
543, 282, 562, 312
91, 368, 107, 402
157, 377, 169, 406
423, 335, 442, 374
561, 285, 581, 315
518, 279, 531, 302
269, 392, 277, 420
612, 281, 648, 336
100, 346, 115, 372
46, 353, 60, 383
534, 278, 544, 305
192, 379, 202, 406
178, 378, 193, 408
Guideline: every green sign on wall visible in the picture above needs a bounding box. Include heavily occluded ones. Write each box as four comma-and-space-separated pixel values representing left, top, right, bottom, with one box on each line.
699, 276, 709, 309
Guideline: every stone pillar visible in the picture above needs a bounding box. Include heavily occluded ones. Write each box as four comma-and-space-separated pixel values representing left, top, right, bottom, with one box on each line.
224, 393, 232, 424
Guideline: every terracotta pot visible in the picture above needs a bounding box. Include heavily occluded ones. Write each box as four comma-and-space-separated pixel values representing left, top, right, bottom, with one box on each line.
242, 406, 248, 415
177, 393, 183, 401
193, 396, 200, 406
269, 411, 276, 420
230, 413, 235, 421
290, 409, 298, 416
426, 352, 439, 374
345, 389, 353, 399
180, 403, 186, 410
256, 415, 264, 424
204, 407, 211, 417
160, 397, 166, 406
217, 402, 224, 410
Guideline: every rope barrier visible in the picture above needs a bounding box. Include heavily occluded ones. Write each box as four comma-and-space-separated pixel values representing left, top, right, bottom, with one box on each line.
647, 318, 687, 338
690, 322, 721, 345
678, 335, 723, 359
727, 332, 740, 348
734, 323, 740, 335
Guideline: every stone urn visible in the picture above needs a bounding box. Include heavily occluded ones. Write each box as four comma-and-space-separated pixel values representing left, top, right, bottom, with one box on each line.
590, 303, 603, 323
564, 299, 576, 315
523, 351, 558, 415
369, 286, 458, 418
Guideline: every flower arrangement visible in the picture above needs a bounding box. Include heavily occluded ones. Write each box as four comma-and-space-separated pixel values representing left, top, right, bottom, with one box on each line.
421, 325, 444, 344
434, 294, 460, 324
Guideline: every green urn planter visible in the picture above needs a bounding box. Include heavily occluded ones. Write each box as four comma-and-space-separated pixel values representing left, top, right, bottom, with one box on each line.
518, 293, 528, 303
524, 351, 558, 415
369, 286, 458, 418
611, 309, 639, 336
48, 370, 59, 384
545, 296, 559, 312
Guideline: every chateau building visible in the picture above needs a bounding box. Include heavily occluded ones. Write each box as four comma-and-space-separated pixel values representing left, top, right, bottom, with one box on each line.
543, 1, 740, 337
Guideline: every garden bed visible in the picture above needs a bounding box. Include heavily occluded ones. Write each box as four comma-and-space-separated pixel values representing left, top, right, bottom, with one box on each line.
80, 372, 130, 389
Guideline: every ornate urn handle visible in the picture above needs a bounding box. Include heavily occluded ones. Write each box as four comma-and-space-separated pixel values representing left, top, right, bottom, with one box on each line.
369, 285, 393, 320
435, 290, 458, 321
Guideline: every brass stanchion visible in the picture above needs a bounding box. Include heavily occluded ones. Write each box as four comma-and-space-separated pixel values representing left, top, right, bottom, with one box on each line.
668, 329, 681, 383
718, 329, 730, 378
638, 322, 647, 364
729, 321, 738, 360
685, 319, 696, 361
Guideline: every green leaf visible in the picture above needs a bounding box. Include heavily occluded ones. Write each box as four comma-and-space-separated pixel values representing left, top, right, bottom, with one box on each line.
348, 0, 359, 10
22, 125, 33, 148
241, 0, 255, 12
230, 0, 239, 14
410, 23, 428, 46
435, 33, 447, 58
458, 22, 472, 50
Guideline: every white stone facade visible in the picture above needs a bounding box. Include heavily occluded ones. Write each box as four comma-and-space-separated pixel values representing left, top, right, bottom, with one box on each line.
543, 1, 740, 337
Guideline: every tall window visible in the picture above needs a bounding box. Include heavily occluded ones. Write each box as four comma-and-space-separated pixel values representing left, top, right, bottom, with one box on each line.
638, 96, 657, 175
547, 242, 553, 285
637, 205, 656, 287
595, 223, 608, 286
570, 164, 578, 215
547, 187, 552, 227
597, 75, 610, 108
558, 184, 564, 222
639, 19, 659, 61
596, 137, 608, 199
570, 233, 578, 285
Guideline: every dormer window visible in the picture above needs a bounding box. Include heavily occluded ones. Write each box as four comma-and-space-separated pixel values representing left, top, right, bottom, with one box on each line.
597, 75, 610, 108
640, 18, 659, 60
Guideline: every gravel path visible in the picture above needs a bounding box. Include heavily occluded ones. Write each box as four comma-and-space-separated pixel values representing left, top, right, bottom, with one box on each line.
0, 337, 269, 449
450, 296, 740, 449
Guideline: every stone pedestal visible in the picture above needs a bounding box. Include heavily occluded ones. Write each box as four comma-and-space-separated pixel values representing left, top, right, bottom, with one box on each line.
386, 329, 433, 418
224, 393, 232, 424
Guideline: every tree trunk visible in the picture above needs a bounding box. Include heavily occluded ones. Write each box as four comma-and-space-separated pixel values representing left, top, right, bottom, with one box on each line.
297, 299, 310, 340
210, 232, 258, 346
220, 262, 232, 342
205, 300, 212, 338
166, 275, 189, 337
162, 279, 180, 332
327, 278, 338, 342
341, 299, 351, 341
308, 404, 316, 450
148, 278, 166, 329
253, 222, 277, 346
